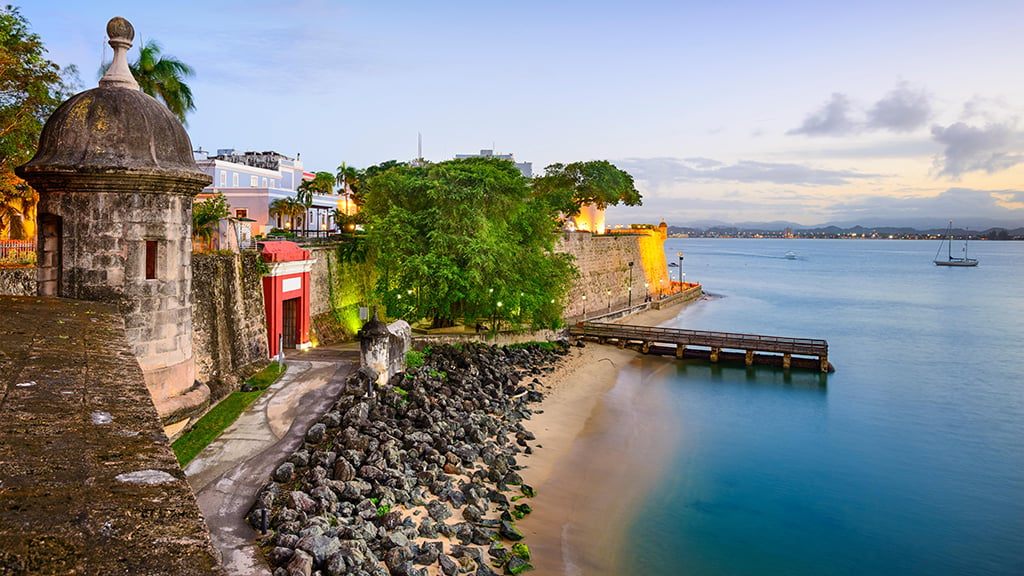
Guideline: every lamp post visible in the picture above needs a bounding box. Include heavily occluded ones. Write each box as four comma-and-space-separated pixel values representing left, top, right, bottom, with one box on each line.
628, 261, 634, 307
582, 294, 587, 319
677, 252, 684, 289
607, 289, 611, 312
644, 282, 649, 302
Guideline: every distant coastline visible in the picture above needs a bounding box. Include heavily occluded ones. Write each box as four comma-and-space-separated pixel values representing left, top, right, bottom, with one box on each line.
654, 225, 1024, 240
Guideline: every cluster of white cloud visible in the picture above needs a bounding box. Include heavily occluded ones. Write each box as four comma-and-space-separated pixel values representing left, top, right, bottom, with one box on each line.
788, 83, 1024, 179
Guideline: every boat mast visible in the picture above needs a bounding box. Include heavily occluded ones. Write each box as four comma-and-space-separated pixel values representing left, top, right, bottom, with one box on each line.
947, 220, 953, 260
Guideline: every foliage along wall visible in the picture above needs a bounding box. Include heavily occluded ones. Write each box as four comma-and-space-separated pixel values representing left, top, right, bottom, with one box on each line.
308, 244, 377, 344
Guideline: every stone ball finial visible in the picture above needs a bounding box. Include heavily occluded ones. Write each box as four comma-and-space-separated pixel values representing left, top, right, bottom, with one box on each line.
99, 16, 139, 90
106, 16, 134, 43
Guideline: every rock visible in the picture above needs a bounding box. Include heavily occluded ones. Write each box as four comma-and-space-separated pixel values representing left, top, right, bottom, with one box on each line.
379, 510, 404, 530
287, 491, 318, 514
505, 555, 532, 575
461, 504, 483, 524
438, 554, 459, 576
286, 548, 314, 576
306, 422, 328, 444
383, 546, 412, 573
321, 410, 343, 428
334, 457, 357, 481
456, 556, 477, 574
413, 540, 441, 565
296, 533, 342, 566
498, 520, 524, 541
273, 462, 296, 483
426, 500, 452, 522
266, 546, 294, 567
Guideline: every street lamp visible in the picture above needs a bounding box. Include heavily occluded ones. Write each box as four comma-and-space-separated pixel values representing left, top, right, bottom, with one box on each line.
628, 261, 634, 307
582, 294, 587, 319
677, 252, 684, 288
644, 282, 649, 302
607, 289, 611, 311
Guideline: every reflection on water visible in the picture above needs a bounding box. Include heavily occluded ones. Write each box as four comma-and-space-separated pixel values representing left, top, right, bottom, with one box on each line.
674, 360, 829, 390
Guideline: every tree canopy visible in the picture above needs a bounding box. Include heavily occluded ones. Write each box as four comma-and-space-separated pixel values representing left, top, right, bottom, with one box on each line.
532, 160, 642, 219
360, 157, 576, 329
0, 6, 78, 239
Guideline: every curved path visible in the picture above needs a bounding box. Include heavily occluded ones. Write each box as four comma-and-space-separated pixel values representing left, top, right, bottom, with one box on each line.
185, 347, 357, 575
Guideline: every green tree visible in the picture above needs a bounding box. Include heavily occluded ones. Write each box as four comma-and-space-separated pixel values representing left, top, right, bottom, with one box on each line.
361, 157, 576, 329
192, 192, 230, 251
269, 197, 304, 232
0, 6, 78, 239
532, 160, 642, 221
128, 39, 195, 125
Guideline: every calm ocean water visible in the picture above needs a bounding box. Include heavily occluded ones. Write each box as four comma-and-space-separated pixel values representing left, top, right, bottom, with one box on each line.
617, 238, 1024, 576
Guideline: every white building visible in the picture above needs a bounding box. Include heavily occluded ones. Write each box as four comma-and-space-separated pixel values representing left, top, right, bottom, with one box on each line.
193, 149, 341, 237
454, 148, 533, 178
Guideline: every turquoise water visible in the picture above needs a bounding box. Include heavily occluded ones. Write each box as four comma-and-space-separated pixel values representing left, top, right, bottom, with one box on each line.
620, 239, 1024, 575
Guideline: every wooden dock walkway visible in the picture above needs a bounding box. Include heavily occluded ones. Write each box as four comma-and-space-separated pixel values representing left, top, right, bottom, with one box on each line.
569, 321, 834, 372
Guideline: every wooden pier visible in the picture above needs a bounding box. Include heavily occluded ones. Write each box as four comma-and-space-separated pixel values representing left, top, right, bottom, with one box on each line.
569, 322, 834, 373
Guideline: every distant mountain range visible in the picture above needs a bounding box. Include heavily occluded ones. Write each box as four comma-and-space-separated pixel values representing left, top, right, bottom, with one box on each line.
664, 217, 1024, 232
658, 223, 1024, 239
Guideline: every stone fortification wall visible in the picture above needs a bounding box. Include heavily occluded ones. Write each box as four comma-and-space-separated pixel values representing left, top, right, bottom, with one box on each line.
0, 296, 223, 575
557, 231, 659, 318
0, 267, 35, 295
191, 251, 269, 399
413, 327, 568, 350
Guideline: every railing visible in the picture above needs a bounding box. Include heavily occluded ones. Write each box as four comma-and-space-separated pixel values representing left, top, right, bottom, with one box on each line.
570, 322, 828, 357
0, 239, 36, 265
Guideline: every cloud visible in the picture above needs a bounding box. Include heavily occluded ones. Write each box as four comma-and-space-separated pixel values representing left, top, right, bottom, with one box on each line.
789, 83, 934, 137
867, 83, 931, 132
930, 122, 1024, 177
787, 93, 856, 136
617, 157, 880, 188
827, 187, 1024, 222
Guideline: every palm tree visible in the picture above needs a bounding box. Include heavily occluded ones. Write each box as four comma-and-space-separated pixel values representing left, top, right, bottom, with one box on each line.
110, 39, 195, 125
335, 162, 361, 216
269, 198, 303, 234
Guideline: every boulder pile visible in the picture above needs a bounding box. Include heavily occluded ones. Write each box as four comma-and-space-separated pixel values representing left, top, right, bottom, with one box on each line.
249, 341, 570, 576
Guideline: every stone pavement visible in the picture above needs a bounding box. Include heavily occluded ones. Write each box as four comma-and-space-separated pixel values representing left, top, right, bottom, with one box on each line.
185, 344, 358, 576
0, 295, 222, 575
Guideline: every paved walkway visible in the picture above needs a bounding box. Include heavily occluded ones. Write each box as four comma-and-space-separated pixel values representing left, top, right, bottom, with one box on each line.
185, 344, 358, 576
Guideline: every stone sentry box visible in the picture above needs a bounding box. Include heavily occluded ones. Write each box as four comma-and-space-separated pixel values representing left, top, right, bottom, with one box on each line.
16, 17, 213, 422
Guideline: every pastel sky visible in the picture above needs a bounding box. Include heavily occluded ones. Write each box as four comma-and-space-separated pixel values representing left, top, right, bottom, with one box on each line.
18, 0, 1024, 228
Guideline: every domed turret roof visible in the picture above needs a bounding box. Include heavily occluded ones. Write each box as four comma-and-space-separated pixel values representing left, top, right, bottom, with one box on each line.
16, 17, 210, 190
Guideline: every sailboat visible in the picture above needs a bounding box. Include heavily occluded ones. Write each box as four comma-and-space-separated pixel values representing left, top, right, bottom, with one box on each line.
933, 220, 978, 267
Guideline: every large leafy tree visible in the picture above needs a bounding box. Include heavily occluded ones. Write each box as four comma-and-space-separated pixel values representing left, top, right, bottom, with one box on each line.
532, 160, 642, 221
129, 40, 195, 125
361, 157, 576, 329
0, 6, 77, 240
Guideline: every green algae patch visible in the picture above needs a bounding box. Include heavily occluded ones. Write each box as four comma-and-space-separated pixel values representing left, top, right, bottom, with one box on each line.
172, 363, 286, 466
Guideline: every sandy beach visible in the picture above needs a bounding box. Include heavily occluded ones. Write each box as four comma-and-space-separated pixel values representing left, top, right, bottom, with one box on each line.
518, 300, 694, 575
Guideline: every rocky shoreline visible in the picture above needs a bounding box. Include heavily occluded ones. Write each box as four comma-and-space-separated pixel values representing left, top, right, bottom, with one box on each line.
247, 341, 571, 576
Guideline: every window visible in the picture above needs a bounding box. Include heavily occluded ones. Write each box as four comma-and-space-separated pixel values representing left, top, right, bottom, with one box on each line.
262, 177, 268, 187
232, 173, 239, 187
250, 175, 258, 187
235, 209, 248, 219
219, 171, 226, 186
145, 241, 158, 280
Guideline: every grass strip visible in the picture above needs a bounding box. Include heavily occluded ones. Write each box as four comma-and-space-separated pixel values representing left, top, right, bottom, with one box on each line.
172, 362, 287, 466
